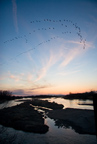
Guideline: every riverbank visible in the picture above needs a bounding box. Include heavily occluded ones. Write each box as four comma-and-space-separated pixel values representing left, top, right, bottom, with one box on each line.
0, 99, 64, 134
0, 99, 96, 135
48, 108, 96, 134
0, 101, 49, 134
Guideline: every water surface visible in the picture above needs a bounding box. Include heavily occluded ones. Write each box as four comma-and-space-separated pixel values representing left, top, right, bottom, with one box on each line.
0, 97, 96, 144
41, 97, 94, 110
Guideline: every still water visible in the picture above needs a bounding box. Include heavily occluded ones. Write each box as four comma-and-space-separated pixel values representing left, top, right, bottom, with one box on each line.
41, 97, 94, 110
0, 98, 96, 144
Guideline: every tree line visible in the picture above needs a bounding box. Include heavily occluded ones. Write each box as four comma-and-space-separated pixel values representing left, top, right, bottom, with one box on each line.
0, 90, 15, 101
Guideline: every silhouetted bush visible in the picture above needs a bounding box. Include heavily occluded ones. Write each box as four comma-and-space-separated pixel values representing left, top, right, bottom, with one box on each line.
0, 90, 14, 100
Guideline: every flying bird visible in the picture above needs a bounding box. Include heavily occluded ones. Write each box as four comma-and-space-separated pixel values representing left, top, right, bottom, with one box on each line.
2, 18, 87, 66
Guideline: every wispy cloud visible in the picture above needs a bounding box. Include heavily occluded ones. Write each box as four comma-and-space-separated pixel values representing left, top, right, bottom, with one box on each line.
0, 72, 23, 82
10, 74, 20, 82
60, 47, 81, 67
27, 39, 90, 82
12, 0, 18, 33
8, 72, 34, 83
12, 84, 52, 96
34, 50, 63, 82
58, 69, 81, 76
30, 84, 51, 91
59, 39, 94, 68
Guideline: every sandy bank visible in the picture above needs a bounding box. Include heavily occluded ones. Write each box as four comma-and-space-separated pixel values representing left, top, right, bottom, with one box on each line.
48, 108, 96, 134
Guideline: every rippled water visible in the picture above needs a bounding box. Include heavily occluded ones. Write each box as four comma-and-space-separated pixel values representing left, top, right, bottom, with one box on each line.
0, 97, 96, 144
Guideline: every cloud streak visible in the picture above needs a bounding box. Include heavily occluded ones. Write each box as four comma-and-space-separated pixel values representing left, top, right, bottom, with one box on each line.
58, 69, 81, 76
60, 47, 81, 67
34, 50, 63, 82
59, 39, 93, 68
12, 0, 18, 33
30, 84, 51, 91
8, 72, 34, 83
12, 84, 52, 96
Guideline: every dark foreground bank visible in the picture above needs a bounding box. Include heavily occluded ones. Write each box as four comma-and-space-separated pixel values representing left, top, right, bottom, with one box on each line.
0, 99, 96, 135
48, 108, 96, 135
0, 101, 49, 134
0, 99, 64, 134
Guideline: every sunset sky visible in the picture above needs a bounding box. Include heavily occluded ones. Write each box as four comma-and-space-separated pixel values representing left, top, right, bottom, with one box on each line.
0, 0, 97, 96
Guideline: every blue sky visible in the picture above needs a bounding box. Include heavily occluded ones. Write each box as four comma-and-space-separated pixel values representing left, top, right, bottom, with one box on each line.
0, 0, 97, 96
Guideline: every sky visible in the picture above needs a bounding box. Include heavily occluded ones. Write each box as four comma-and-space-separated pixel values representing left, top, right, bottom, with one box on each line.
0, 0, 97, 96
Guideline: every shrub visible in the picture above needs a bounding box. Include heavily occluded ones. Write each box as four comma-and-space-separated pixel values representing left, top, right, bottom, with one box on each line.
0, 90, 13, 100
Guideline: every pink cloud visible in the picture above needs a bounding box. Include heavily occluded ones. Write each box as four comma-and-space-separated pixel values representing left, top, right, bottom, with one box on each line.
10, 74, 20, 82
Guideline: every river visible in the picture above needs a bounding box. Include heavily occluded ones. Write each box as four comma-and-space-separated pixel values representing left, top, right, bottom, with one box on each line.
0, 97, 96, 144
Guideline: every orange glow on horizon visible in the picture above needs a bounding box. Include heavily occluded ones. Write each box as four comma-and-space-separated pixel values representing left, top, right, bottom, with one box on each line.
10, 87, 97, 96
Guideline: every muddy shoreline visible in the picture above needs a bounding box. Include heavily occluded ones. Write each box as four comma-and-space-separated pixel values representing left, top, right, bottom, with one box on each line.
0, 101, 49, 134
0, 99, 96, 135
48, 108, 96, 134
0, 99, 63, 134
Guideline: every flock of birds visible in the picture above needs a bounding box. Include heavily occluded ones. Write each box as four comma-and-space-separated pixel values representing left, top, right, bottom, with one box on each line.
2, 19, 86, 65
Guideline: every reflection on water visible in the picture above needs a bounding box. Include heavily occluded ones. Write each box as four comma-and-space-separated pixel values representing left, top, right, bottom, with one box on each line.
0, 100, 22, 109
0, 98, 32, 109
41, 98, 94, 110
0, 119, 96, 144
0, 97, 93, 110
0, 97, 96, 144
